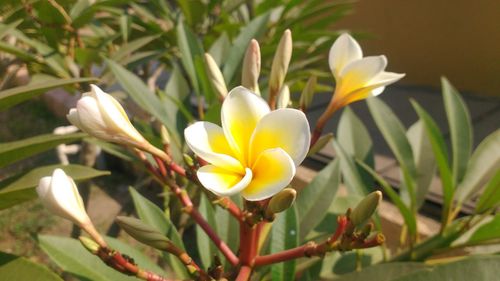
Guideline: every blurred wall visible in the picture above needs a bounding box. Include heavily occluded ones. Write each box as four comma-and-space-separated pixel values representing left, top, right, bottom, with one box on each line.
334, 0, 500, 97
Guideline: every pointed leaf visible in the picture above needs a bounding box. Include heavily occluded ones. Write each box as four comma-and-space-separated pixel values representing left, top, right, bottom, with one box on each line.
271, 205, 299, 281
0, 252, 63, 281
467, 215, 500, 244
196, 194, 218, 268
475, 170, 500, 214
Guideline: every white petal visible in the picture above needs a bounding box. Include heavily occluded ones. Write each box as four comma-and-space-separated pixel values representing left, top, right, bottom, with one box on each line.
221, 86, 270, 165
249, 109, 310, 166
66, 108, 84, 132
76, 95, 108, 137
242, 148, 295, 201
368, 71, 405, 88
197, 166, 252, 196
36, 176, 52, 198
336, 55, 387, 99
329, 33, 363, 78
184, 122, 244, 173
91, 85, 145, 144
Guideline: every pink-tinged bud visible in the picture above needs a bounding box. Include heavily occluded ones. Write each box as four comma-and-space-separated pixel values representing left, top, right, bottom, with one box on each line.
269, 30, 292, 98
242, 39, 261, 95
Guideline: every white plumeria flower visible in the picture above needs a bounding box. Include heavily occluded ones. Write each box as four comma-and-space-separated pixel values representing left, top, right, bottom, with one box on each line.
37, 169, 90, 225
328, 33, 405, 107
185, 86, 310, 201
67, 84, 147, 148
37, 169, 106, 246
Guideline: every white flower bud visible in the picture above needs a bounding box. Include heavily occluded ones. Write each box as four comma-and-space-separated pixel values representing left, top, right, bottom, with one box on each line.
269, 29, 292, 98
205, 53, 228, 98
242, 39, 261, 95
277, 84, 290, 109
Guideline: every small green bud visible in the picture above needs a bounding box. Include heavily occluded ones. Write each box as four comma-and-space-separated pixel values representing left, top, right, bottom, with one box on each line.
160, 125, 170, 145
242, 39, 261, 95
299, 75, 317, 109
79, 236, 100, 254
205, 53, 228, 98
266, 188, 297, 217
269, 29, 292, 95
349, 191, 382, 226
116, 216, 174, 252
183, 153, 194, 167
307, 133, 333, 156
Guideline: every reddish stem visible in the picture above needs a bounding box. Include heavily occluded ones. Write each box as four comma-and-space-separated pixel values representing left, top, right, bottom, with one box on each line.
254, 243, 314, 266
235, 265, 253, 281
239, 223, 256, 265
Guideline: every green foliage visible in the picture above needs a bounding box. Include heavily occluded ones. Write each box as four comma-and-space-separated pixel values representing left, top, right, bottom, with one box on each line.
0, 251, 63, 281
270, 206, 299, 281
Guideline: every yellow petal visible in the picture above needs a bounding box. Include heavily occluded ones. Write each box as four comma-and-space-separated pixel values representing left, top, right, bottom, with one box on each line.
249, 109, 310, 166
185, 122, 244, 173
329, 33, 363, 79
197, 165, 252, 196
221, 86, 270, 165
242, 148, 295, 201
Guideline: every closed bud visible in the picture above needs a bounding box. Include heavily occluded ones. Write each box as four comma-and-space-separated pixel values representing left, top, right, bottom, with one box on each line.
116, 216, 174, 252
183, 153, 194, 167
242, 39, 261, 95
299, 76, 317, 109
266, 188, 297, 217
349, 191, 382, 226
160, 125, 170, 145
308, 133, 333, 156
204, 53, 228, 98
79, 236, 100, 254
276, 84, 290, 109
269, 29, 292, 96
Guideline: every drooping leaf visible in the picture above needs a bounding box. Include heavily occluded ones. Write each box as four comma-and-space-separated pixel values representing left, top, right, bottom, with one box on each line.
129, 187, 188, 278
39, 235, 166, 281
455, 129, 500, 203
271, 205, 299, 281
367, 98, 418, 210
0, 77, 96, 111
0, 132, 85, 168
0, 164, 109, 210
0, 251, 63, 281
442, 77, 472, 186
196, 194, 218, 268
406, 121, 436, 209
296, 159, 340, 241
222, 12, 271, 86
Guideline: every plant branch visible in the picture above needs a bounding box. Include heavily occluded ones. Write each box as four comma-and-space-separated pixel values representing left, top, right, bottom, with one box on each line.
235, 265, 252, 281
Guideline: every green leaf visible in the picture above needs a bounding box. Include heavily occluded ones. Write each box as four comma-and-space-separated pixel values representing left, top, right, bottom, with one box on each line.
467, 215, 500, 244
0, 164, 109, 210
214, 196, 240, 267
442, 77, 472, 186
0, 77, 96, 111
177, 0, 206, 27
129, 187, 188, 278
411, 101, 454, 213
0, 251, 63, 281
393, 256, 500, 281
176, 21, 204, 95
455, 129, 500, 203
296, 159, 340, 241
105, 59, 180, 145
0, 20, 22, 39
39, 235, 166, 281
475, 170, 500, 213
196, 194, 218, 268
0, 132, 85, 168
112, 36, 158, 62
271, 205, 299, 281
333, 140, 370, 196
367, 98, 418, 210
222, 12, 271, 85
356, 160, 417, 237
84, 138, 137, 162
208, 32, 231, 66
406, 121, 437, 209
332, 262, 426, 281
337, 107, 374, 189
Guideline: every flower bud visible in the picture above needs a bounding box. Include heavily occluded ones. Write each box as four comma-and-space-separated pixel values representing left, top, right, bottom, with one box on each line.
299, 76, 317, 110
204, 53, 228, 98
67, 84, 168, 161
183, 153, 194, 167
269, 29, 292, 97
242, 39, 261, 95
276, 84, 290, 109
266, 187, 296, 217
79, 236, 100, 255
37, 169, 107, 247
349, 191, 382, 226
116, 216, 174, 252
160, 125, 170, 145
308, 133, 333, 156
